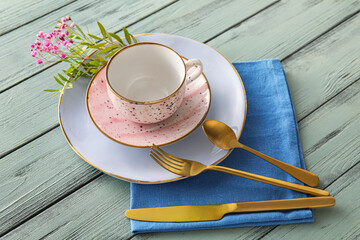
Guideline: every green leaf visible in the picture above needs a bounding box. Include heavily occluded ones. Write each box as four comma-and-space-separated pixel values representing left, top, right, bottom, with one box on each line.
123, 27, 132, 44
96, 54, 106, 63
90, 42, 107, 48
54, 76, 64, 86
79, 42, 92, 46
108, 32, 124, 46
105, 49, 119, 58
44, 89, 58, 92
88, 61, 100, 66
76, 25, 87, 39
131, 34, 138, 43
58, 73, 68, 82
63, 70, 73, 78
59, 58, 72, 63
98, 45, 119, 54
88, 34, 103, 40
67, 28, 83, 40
106, 32, 113, 42
97, 21, 107, 39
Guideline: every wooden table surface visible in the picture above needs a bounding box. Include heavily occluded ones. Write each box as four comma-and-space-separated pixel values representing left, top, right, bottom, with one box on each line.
1, 0, 359, 239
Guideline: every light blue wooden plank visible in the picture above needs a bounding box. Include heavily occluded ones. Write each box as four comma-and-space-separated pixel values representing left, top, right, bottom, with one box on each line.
0, 174, 132, 239
0, 0, 279, 235
0, 0, 175, 91
0, 128, 100, 235
0, 0, 74, 35
3, 46, 360, 240
128, 0, 277, 42
261, 163, 360, 240
2, 0, 360, 239
0, 0, 276, 156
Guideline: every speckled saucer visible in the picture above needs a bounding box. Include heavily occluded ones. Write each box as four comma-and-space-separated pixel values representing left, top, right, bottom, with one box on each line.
86, 65, 211, 148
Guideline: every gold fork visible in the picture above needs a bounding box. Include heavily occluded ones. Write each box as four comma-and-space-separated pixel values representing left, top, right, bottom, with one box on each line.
150, 146, 329, 197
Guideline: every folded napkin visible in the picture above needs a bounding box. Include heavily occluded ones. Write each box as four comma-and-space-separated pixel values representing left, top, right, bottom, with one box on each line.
130, 59, 313, 233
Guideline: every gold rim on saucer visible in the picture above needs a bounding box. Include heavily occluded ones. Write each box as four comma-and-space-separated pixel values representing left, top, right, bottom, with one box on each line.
85, 58, 211, 148
58, 33, 247, 184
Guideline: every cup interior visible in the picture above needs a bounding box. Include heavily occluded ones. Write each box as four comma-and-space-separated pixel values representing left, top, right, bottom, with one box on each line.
107, 43, 185, 102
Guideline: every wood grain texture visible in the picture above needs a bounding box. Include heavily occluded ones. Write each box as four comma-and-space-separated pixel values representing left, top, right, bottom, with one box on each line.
0, 0, 276, 92
3, 44, 360, 240
0, 128, 100, 236
1, 0, 360, 239
0, 0, 280, 236
0, 0, 174, 91
0, 0, 75, 35
0, 0, 277, 157
1, 174, 132, 240
209, 0, 360, 62
261, 163, 360, 240
127, 0, 277, 42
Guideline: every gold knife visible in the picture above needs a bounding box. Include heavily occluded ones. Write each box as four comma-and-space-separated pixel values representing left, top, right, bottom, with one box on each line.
125, 196, 335, 222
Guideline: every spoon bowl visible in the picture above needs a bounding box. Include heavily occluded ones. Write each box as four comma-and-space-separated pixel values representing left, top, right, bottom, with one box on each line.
202, 120, 320, 187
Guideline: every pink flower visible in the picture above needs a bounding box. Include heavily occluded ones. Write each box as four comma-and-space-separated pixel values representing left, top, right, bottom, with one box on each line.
30, 44, 35, 48
58, 23, 62, 28
59, 33, 65, 40
39, 49, 43, 52
36, 46, 41, 50
45, 34, 52, 39
64, 30, 69, 36
60, 53, 66, 59
61, 17, 67, 23
69, 38, 73, 43
35, 40, 42, 45
43, 40, 50, 46
70, 22, 75, 28
36, 59, 43, 64
31, 51, 38, 57
56, 41, 61, 45
62, 41, 69, 47
37, 31, 44, 38
53, 45, 59, 50
53, 49, 58, 54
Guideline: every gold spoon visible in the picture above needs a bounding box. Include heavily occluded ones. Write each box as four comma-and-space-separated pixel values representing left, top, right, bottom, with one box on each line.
202, 120, 319, 187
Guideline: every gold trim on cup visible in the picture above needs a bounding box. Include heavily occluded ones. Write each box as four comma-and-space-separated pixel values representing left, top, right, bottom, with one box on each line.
86, 58, 211, 148
105, 42, 188, 105
58, 33, 247, 184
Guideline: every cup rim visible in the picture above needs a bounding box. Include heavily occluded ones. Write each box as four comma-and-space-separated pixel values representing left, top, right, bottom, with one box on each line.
105, 42, 187, 105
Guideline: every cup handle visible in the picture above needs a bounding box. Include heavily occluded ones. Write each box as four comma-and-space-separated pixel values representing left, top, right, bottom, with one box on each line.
185, 59, 203, 84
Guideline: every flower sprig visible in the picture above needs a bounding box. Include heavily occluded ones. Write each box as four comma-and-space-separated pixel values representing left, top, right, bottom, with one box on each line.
30, 16, 137, 96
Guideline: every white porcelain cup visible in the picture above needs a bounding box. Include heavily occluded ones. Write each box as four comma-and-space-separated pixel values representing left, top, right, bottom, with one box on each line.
106, 42, 203, 124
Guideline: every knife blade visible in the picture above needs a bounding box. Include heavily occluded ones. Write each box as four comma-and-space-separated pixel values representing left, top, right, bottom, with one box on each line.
125, 196, 335, 222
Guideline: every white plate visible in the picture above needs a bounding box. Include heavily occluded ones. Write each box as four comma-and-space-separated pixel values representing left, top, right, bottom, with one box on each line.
59, 33, 247, 183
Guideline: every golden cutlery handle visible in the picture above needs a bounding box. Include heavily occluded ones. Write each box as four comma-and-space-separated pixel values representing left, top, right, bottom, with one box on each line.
237, 143, 319, 187
234, 196, 335, 213
209, 165, 329, 196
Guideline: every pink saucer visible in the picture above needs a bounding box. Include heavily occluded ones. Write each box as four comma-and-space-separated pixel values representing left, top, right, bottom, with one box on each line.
86, 66, 211, 148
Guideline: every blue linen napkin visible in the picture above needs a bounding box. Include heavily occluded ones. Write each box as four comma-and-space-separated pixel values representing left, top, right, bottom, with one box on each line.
130, 59, 314, 233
